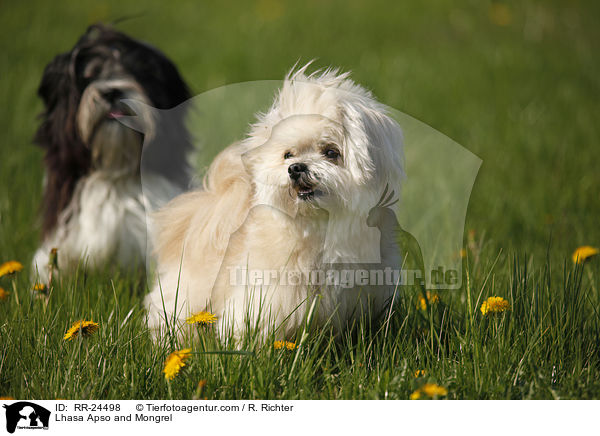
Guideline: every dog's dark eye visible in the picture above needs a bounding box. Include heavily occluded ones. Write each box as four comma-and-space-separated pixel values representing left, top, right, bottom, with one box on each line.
324, 148, 340, 159
284, 151, 293, 159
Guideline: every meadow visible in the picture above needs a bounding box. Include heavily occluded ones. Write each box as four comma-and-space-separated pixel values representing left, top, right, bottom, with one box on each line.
1, 0, 599, 399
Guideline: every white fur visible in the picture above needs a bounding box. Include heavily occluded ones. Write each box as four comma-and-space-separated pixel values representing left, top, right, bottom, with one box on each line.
32, 172, 180, 282
146, 66, 404, 339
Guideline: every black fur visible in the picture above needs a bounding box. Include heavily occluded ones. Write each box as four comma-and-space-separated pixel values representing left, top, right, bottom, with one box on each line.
35, 23, 191, 238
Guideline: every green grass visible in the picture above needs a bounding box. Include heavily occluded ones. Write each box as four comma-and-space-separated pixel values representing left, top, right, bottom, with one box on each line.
1, 0, 600, 399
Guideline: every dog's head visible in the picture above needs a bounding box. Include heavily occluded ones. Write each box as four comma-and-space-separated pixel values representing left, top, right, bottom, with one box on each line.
35, 24, 191, 237
243, 66, 404, 218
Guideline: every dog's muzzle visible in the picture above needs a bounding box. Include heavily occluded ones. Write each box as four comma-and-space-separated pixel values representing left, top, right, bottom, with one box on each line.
77, 77, 154, 145
288, 163, 308, 180
97, 87, 138, 120
100, 88, 127, 119
288, 163, 316, 200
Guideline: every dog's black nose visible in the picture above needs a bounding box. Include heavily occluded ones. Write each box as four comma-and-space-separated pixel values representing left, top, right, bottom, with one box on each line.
101, 89, 124, 103
288, 163, 308, 180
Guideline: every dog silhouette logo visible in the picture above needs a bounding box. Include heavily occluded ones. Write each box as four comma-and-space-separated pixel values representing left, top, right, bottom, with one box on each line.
2, 402, 50, 433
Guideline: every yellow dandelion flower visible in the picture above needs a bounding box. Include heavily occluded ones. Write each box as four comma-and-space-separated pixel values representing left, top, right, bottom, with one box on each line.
63, 320, 99, 341
33, 283, 48, 293
480, 296, 510, 316
0, 261, 23, 278
417, 291, 440, 310
459, 248, 467, 259
572, 246, 599, 264
0, 287, 9, 300
410, 383, 448, 400
410, 390, 422, 400
163, 348, 192, 380
0, 396, 15, 400
274, 340, 297, 350
414, 369, 426, 377
186, 311, 217, 325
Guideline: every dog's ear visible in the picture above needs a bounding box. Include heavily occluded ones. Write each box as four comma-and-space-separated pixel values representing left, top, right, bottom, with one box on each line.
35, 51, 90, 239
37, 52, 74, 109
340, 99, 405, 190
35, 50, 83, 154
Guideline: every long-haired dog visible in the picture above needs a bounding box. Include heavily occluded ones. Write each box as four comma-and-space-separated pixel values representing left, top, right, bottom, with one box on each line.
32, 24, 191, 281
146, 65, 404, 338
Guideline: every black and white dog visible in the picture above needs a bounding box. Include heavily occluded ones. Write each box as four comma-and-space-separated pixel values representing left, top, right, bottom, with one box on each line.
32, 24, 192, 281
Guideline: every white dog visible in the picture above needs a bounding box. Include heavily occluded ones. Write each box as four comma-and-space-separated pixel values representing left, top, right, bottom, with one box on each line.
146, 65, 405, 338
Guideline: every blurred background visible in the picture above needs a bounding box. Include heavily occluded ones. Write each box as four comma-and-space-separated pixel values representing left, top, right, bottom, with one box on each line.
0, 0, 598, 264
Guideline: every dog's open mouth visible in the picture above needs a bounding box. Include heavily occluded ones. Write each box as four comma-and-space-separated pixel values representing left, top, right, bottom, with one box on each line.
107, 102, 135, 119
294, 182, 318, 200
108, 110, 126, 119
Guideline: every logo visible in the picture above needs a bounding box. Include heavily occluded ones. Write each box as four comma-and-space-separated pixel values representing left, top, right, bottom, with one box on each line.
2, 402, 50, 433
